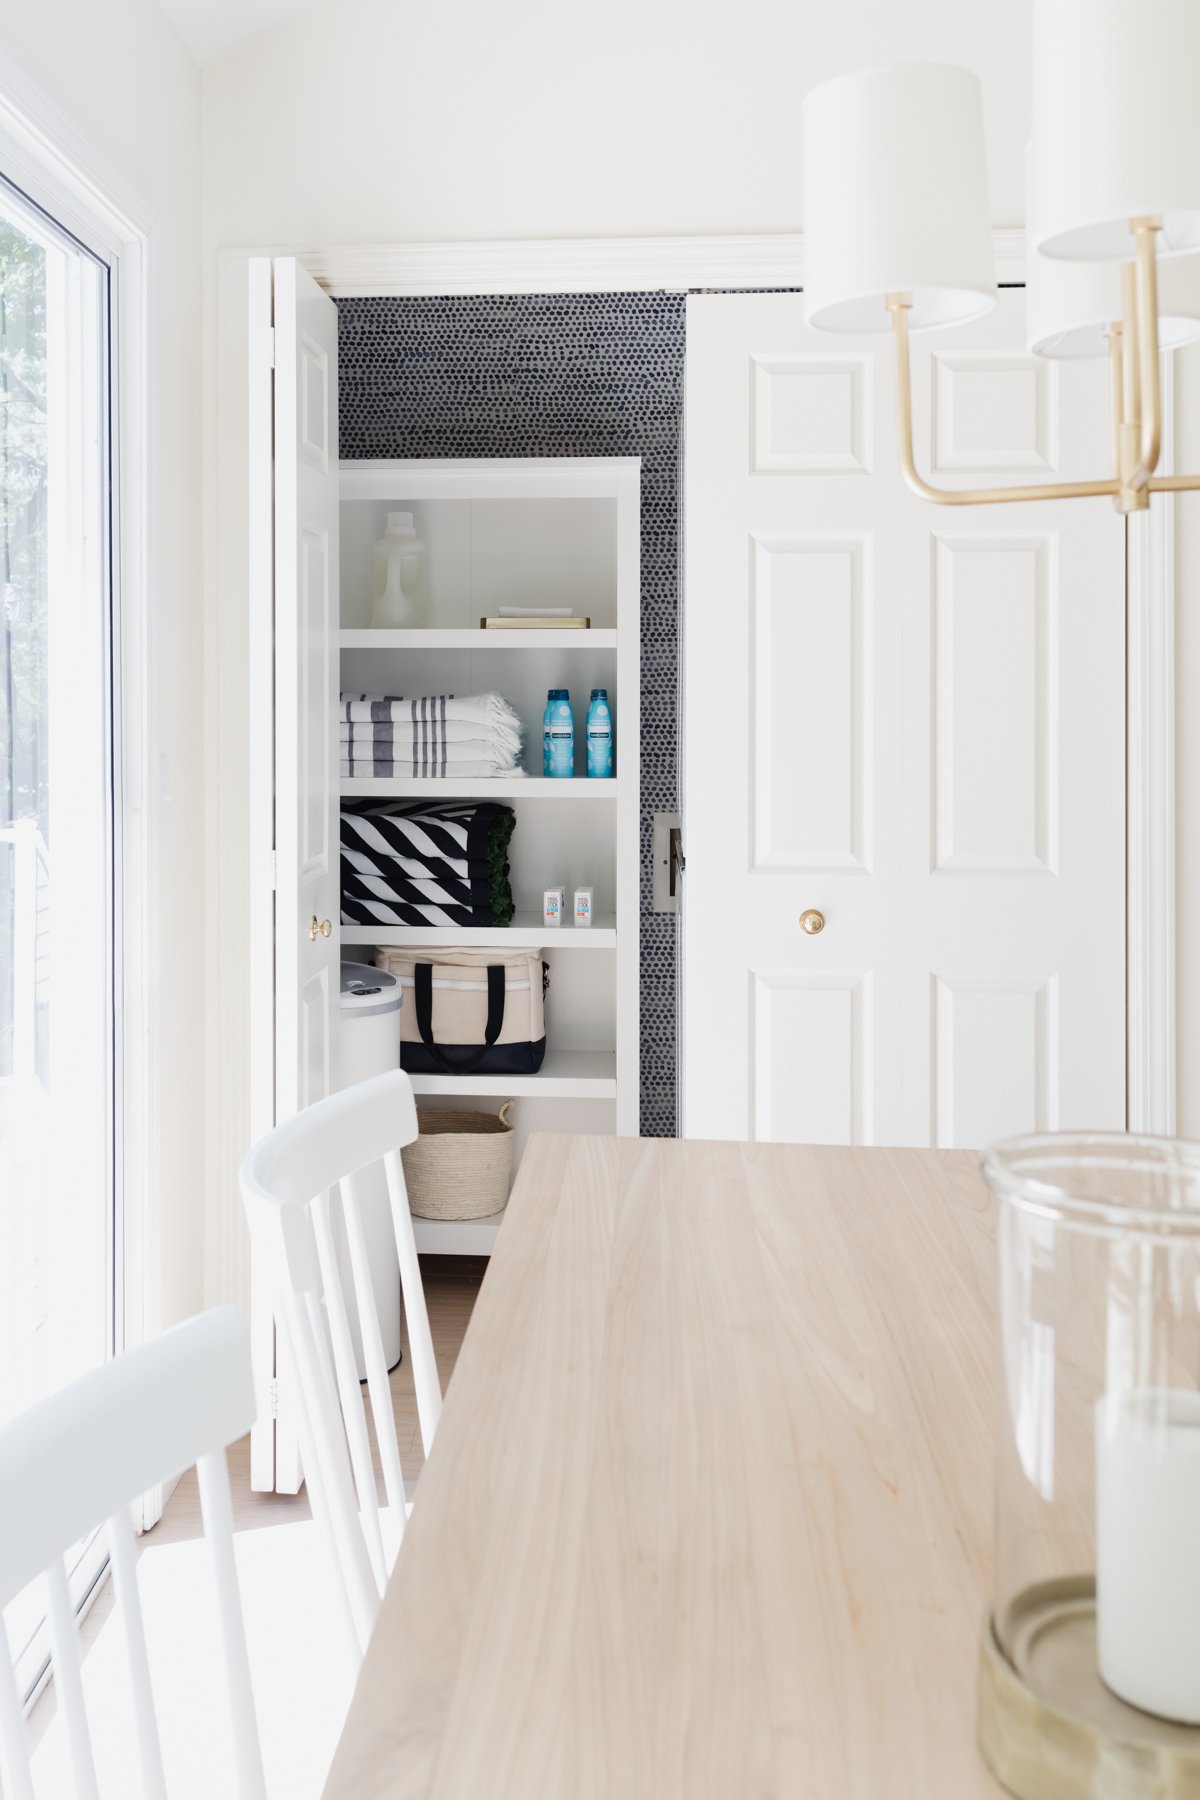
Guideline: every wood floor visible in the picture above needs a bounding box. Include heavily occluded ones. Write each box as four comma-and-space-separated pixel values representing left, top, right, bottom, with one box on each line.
156, 1255, 485, 1543
26, 1257, 486, 1773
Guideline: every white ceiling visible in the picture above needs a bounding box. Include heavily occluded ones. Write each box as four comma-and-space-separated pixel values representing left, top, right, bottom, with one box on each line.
156, 0, 328, 66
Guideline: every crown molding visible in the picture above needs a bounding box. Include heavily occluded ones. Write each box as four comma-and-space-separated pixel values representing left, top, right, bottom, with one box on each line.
297, 233, 806, 297
285, 228, 1025, 299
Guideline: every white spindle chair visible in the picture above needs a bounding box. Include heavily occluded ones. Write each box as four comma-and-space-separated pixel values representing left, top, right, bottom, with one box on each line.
0, 1307, 265, 1800
239, 1067, 443, 1662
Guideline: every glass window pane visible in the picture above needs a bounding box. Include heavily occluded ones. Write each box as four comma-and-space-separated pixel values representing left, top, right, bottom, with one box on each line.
0, 179, 114, 1685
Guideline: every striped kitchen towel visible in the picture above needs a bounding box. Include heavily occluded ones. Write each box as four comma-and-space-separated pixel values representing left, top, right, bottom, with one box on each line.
340, 691, 522, 735
337, 692, 522, 778
339, 716, 513, 748
341, 755, 522, 779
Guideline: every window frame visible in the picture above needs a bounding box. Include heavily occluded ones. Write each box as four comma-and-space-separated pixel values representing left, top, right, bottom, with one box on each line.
0, 77, 161, 1496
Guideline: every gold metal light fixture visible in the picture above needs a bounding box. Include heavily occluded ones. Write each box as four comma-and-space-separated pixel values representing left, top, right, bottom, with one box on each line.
886, 220, 1186, 513
800, 3, 1200, 514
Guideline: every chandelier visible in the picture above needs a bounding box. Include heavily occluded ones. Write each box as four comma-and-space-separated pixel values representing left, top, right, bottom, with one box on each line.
801, 0, 1200, 514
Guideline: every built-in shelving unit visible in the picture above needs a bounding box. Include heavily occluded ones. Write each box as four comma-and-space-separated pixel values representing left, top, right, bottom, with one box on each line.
342, 914, 618, 950
339, 776, 616, 800
340, 628, 618, 652
408, 1049, 617, 1099
410, 1208, 508, 1256
337, 457, 640, 1252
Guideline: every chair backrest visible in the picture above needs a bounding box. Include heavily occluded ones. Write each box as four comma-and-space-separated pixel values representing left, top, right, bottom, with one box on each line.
0, 1308, 265, 1800
239, 1067, 443, 1662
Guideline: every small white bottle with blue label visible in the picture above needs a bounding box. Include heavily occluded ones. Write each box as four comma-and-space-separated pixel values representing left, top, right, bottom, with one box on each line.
543, 886, 565, 928
573, 887, 593, 928
586, 688, 613, 778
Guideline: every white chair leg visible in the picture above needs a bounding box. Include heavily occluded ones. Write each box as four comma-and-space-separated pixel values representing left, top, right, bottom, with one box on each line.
341, 1174, 407, 1522
107, 1508, 168, 1800
196, 1452, 268, 1800
45, 1557, 100, 1800
0, 1650, 35, 1800
280, 1293, 380, 1661
312, 1190, 389, 1590
385, 1150, 443, 1456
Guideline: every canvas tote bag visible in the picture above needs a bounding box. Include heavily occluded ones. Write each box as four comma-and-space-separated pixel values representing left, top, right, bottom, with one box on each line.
376, 947, 547, 1075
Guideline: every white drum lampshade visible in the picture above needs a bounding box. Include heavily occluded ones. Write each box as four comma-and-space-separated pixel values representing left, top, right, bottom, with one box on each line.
801, 64, 997, 334
1032, 0, 1200, 261
1027, 144, 1200, 357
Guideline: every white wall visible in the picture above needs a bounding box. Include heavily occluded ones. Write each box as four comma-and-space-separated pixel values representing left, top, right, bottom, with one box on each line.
201, 0, 1032, 247
1, 4, 206, 1330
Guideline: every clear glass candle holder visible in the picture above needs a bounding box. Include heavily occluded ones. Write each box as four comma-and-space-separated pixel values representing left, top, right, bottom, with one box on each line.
977, 1134, 1200, 1793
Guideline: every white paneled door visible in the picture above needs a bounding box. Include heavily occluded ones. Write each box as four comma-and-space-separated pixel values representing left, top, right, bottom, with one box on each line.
272, 257, 341, 1128
248, 257, 340, 1491
682, 292, 1125, 1147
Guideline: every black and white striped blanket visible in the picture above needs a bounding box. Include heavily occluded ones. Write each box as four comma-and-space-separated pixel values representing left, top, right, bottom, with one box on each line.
340, 799, 516, 928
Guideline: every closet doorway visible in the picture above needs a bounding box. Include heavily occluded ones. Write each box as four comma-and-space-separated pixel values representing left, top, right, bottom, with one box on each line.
681, 289, 1127, 1146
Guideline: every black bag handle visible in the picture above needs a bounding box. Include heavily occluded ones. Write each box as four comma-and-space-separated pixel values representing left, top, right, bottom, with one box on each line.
413, 961, 506, 1073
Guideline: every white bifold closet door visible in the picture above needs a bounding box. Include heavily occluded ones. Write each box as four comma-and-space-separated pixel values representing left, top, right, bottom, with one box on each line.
682, 290, 1125, 1147
248, 256, 341, 1491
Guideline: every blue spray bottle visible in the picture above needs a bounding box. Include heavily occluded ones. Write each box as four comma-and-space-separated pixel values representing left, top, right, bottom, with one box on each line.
586, 688, 613, 778
543, 689, 575, 778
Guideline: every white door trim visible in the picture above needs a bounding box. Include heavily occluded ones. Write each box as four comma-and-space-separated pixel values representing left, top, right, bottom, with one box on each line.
229, 227, 1026, 299
208, 231, 1174, 1311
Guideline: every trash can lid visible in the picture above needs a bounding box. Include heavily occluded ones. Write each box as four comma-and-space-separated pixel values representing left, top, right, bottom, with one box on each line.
339, 960, 402, 1014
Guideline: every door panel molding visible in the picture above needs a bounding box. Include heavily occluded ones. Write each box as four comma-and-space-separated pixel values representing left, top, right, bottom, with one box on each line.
931, 971, 1060, 1148
751, 968, 874, 1145
931, 530, 1059, 878
750, 531, 874, 874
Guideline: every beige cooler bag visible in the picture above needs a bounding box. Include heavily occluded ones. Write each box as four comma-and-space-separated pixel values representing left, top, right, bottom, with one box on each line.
376, 947, 547, 1076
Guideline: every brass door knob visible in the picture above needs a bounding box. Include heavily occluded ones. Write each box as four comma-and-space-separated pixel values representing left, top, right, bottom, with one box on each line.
799, 909, 826, 936
309, 915, 333, 941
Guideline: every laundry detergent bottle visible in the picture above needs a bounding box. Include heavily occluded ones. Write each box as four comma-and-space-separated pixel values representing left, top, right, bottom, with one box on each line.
586, 688, 613, 778
543, 689, 575, 777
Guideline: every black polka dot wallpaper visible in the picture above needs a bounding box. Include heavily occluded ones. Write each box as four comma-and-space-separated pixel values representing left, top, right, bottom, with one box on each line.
336, 292, 684, 1135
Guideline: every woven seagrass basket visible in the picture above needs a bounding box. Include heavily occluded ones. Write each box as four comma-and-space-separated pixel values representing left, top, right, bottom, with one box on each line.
402, 1101, 515, 1220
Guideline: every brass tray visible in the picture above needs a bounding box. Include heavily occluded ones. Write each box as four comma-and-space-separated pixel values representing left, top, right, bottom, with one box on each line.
978, 1577, 1200, 1798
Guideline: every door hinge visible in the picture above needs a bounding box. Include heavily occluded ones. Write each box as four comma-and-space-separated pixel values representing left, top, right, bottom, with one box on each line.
268, 1376, 280, 1420
268, 849, 277, 890
264, 326, 276, 370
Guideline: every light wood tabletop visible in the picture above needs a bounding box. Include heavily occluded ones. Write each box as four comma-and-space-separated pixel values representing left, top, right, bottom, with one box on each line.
322, 1134, 1006, 1799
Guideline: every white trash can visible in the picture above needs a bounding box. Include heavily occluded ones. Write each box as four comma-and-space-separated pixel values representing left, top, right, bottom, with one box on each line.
336, 961, 403, 1373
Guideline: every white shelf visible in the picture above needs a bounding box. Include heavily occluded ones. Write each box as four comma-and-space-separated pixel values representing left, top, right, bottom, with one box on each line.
342, 913, 616, 949
340, 776, 618, 799
339, 457, 640, 502
411, 1207, 507, 1257
340, 628, 616, 651
407, 1049, 616, 1099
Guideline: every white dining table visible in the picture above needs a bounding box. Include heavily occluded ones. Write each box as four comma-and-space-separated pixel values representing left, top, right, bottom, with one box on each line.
322, 1132, 1005, 1798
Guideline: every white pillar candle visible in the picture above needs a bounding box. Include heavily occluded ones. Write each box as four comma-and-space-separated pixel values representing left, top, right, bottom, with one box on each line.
1095, 1388, 1200, 1723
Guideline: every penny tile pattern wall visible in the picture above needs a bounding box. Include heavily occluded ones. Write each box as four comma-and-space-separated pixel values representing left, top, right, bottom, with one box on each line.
337, 293, 684, 1135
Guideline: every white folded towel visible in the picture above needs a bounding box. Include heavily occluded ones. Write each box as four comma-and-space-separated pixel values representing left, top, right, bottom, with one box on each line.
339, 692, 521, 733
341, 758, 526, 780
339, 717, 521, 752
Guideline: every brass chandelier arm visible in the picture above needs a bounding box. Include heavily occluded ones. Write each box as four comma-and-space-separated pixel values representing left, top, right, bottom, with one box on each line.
1148, 472, 1200, 493
1128, 220, 1163, 490
886, 295, 1121, 507
1107, 322, 1124, 481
